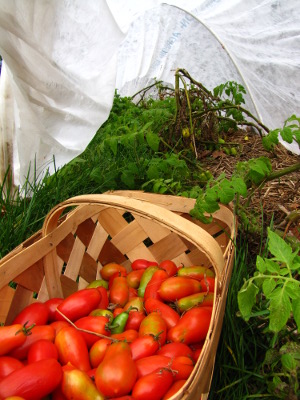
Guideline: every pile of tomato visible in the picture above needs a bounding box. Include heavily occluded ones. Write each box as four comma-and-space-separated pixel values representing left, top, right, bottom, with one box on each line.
0, 259, 216, 400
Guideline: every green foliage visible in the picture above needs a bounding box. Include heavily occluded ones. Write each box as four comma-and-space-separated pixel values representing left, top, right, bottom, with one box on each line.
238, 229, 300, 399
263, 114, 300, 151
238, 228, 300, 332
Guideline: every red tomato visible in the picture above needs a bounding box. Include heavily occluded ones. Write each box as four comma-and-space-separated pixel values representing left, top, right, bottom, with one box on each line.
55, 326, 91, 371
108, 397, 134, 400
158, 276, 202, 302
144, 298, 180, 329
0, 358, 62, 400
131, 259, 158, 271
126, 269, 144, 288
128, 286, 138, 299
129, 334, 160, 361
74, 316, 110, 348
100, 263, 127, 281
143, 268, 169, 301
159, 260, 178, 277
55, 288, 101, 322
0, 356, 23, 380
200, 276, 215, 292
108, 270, 127, 289
44, 298, 64, 322
135, 355, 172, 378
95, 341, 137, 398
193, 347, 203, 362
50, 320, 70, 336
109, 276, 129, 307
111, 329, 139, 343
171, 356, 194, 380
27, 339, 58, 363
125, 310, 145, 331
132, 367, 174, 400
62, 368, 104, 400
123, 297, 144, 312
0, 325, 27, 356
157, 342, 193, 358
89, 338, 111, 368
96, 286, 109, 309
162, 379, 186, 399
9, 325, 55, 360
12, 302, 49, 326
138, 312, 167, 346
167, 307, 212, 345
2, 397, 26, 400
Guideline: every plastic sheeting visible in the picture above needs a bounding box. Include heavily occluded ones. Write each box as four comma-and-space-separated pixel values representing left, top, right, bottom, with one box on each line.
0, 0, 299, 186
0, 0, 124, 185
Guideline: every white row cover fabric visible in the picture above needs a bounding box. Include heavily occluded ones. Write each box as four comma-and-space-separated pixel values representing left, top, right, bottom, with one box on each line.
0, 0, 299, 186
0, 0, 124, 185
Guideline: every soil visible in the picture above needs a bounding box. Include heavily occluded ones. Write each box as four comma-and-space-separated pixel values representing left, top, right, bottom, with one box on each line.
196, 128, 300, 252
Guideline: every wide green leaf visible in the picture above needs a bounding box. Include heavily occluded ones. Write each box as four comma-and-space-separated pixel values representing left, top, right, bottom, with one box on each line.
269, 289, 291, 332
238, 282, 259, 320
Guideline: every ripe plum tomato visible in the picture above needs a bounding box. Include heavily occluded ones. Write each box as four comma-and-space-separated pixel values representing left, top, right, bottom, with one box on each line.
100, 263, 127, 281
200, 276, 215, 292
129, 334, 160, 361
0, 358, 62, 400
0, 325, 27, 356
111, 329, 138, 343
159, 260, 178, 277
44, 298, 64, 322
135, 355, 172, 378
162, 379, 186, 399
12, 301, 49, 326
131, 259, 158, 271
157, 342, 193, 358
109, 276, 129, 307
171, 356, 194, 380
55, 326, 91, 371
74, 315, 110, 348
0, 356, 23, 380
144, 298, 180, 329
167, 306, 212, 345
89, 338, 111, 368
132, 367, 174, 400
95, 341, 137, 398
9, 324, 55, 360
158, 276, 202, 302
55, 288, 101, 322
138, 312, 167, 346
27, 339, 58, 363
62, 368, 104, 400
126, 269, 144, 288
143, 268, 169, 301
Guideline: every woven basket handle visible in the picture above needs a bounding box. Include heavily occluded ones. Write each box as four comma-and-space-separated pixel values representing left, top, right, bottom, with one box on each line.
42, 194, 226, 279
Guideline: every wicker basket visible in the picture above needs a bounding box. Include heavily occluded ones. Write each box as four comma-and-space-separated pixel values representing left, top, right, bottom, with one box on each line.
0, 191, 236, 400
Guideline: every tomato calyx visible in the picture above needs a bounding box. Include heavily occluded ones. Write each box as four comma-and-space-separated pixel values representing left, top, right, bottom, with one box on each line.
15, 321, 36, 336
